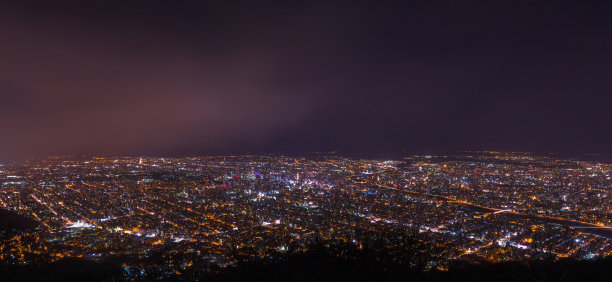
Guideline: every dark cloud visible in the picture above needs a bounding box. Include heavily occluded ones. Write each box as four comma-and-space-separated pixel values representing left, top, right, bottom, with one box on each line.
0, 1, 611, 157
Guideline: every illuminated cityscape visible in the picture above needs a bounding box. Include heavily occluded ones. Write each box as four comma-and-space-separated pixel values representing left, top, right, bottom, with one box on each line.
1, 152, 610, 278
2, 1, 612, 280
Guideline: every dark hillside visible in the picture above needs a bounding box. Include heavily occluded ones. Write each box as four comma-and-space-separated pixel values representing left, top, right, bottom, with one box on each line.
0, 208, 38, 233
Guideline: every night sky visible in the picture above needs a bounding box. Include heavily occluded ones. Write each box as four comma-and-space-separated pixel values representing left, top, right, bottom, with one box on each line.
1, 1, 611, 157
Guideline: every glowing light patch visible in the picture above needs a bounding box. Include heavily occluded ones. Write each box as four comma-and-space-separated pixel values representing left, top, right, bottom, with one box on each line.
66, 220, 93, 228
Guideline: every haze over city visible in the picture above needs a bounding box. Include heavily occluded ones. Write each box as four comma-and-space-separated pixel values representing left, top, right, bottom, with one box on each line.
1, 1, 611, 157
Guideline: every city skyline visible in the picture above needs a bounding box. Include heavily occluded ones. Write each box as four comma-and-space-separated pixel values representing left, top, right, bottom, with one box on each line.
1, 152, 611, 279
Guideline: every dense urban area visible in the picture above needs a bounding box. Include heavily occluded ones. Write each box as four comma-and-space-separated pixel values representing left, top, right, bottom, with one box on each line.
0, 152, 611, 279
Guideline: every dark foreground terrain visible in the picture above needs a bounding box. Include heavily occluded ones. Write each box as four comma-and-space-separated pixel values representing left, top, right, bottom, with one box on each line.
210, 252, 612, 282
1, 249, 612, 282
0, 208, 39, 233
